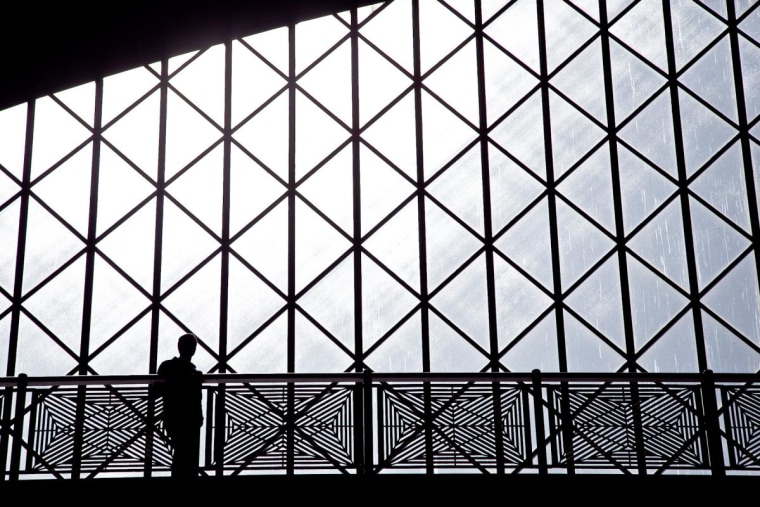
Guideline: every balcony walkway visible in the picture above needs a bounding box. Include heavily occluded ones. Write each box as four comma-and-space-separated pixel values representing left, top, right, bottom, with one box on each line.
5, 371, 760, 492
4, 473, 759, 503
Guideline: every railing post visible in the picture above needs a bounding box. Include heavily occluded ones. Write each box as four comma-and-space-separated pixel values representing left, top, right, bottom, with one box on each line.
9, 373, 27, 481
72, 383, 87, 479
531, 369, 547, 474
145, 375, 157, 478
492, 377, 504, 475
362, 369, 374, 476
701, 369, 725, 476
0, 385, 12, 481
214, 382, 226, 477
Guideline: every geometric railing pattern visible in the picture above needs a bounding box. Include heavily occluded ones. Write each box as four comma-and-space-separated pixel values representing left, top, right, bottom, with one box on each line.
376, 383, 529, 470
548, 384, 705, 471
210, 383, 357, 473
723, 386, 760, 468
3, 371, 760, 480
27, 387, 172, 476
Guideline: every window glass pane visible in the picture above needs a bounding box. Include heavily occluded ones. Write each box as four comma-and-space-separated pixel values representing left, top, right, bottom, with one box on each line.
170, 45, 226, 127
637, 313, 698, 372
22, 200, 83, 293
31, 143, 93, 236
30, 96, 91, 179
97, 199, 156, 292
494, 256, 553, 347
556, 198, 614, 290
565, 313, 625, 372
102, 90, 161, 181
690, 143, 751, 232
495, 198, 553, 291
295, 13, 348, 75
740, 35, 760, 122
627, 255, 688, 348
669, 0, 726, 71
231, 200, 288, 292
544, 0, 598, 74
557, 144, 616, 234
23, 255, 86, 354
429, 311, 488, 372
565, 256, 626, 351
0, 103, 28, 179
502, 312, 559, 372
160, 199, 219, 291
88, 256, 149, 355
430, 254, 490, 351
297, 256, 354, 350
703, 255, 760, 347
628, 200, 689, 290
297, 40, 352, 125
690, 196, 751, 290
0, 201, 20, 293
294, 198, 351, 292
363, 200, 420, 292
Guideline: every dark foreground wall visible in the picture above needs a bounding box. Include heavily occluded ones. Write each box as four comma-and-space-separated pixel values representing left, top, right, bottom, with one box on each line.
0, 0, 382, 111
3, 474, 759, 504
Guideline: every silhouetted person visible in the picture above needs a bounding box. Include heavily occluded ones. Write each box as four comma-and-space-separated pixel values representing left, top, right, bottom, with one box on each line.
154, 333, 203, 479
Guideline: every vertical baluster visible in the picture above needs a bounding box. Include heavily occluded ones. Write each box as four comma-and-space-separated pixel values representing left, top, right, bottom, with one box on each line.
9, 373, 27, 481
702, 370, 725, 476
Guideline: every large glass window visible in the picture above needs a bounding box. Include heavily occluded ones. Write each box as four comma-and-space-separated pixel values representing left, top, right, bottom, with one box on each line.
1, 0, 759, 377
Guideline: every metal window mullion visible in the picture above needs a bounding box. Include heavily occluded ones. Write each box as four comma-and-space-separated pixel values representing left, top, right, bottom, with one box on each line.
2, 101, 35, 481
537, 0, 573, 474
219, 40, 233, 376
72, 79, 104, 480
727, 1, 760, 301
213, 39, 234, 478
600, 0, 647, 475
79, 79, 102, 377
411, 0, 433, 474
7, 101, 35, 379
352, 6, 363, 375
474, 0, 504, 475
146, 61, 169, 478
149, 60, 170, 374
287, 23, 297, 476
536, 0, 565, 373
350, 8, 367, 475
661, 0, 707, 372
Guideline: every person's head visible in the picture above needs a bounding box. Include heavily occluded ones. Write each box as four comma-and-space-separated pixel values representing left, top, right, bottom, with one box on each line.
177, 333, 198, 359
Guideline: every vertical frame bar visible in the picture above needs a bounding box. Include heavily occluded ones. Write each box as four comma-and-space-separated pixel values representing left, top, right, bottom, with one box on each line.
597, 0, 648, 476
0, 385, 7, 480
9, 373, 27, 481
361, 369, 373, 475
7, 101, 34, 380
701, 369, 726, 476
661, 0, 707, 372
72, 384, 85, 479
536, 0, 573, 473
727, 0, 760, 293
409, 0, 434, 474
286, 21, 297, 476
531, 369, 547, 474
474, 0, 506, 475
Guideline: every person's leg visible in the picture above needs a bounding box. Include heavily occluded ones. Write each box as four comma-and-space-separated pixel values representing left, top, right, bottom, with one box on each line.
171, 428, 199, 478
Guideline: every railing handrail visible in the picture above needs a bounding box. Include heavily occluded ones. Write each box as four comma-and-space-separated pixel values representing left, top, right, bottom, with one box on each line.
3, 370, 760, 387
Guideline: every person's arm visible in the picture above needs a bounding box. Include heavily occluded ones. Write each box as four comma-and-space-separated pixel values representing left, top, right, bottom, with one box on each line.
151, 362, 168, 400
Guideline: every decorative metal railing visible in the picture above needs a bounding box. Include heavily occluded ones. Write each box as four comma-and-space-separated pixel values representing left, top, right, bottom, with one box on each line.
2, 370, 760, 480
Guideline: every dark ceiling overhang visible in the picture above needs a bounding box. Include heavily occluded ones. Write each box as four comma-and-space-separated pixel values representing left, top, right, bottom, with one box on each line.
1, 0, 382, 111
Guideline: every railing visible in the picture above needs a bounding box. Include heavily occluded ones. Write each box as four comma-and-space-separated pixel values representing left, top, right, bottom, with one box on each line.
1, 370, 760, 480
